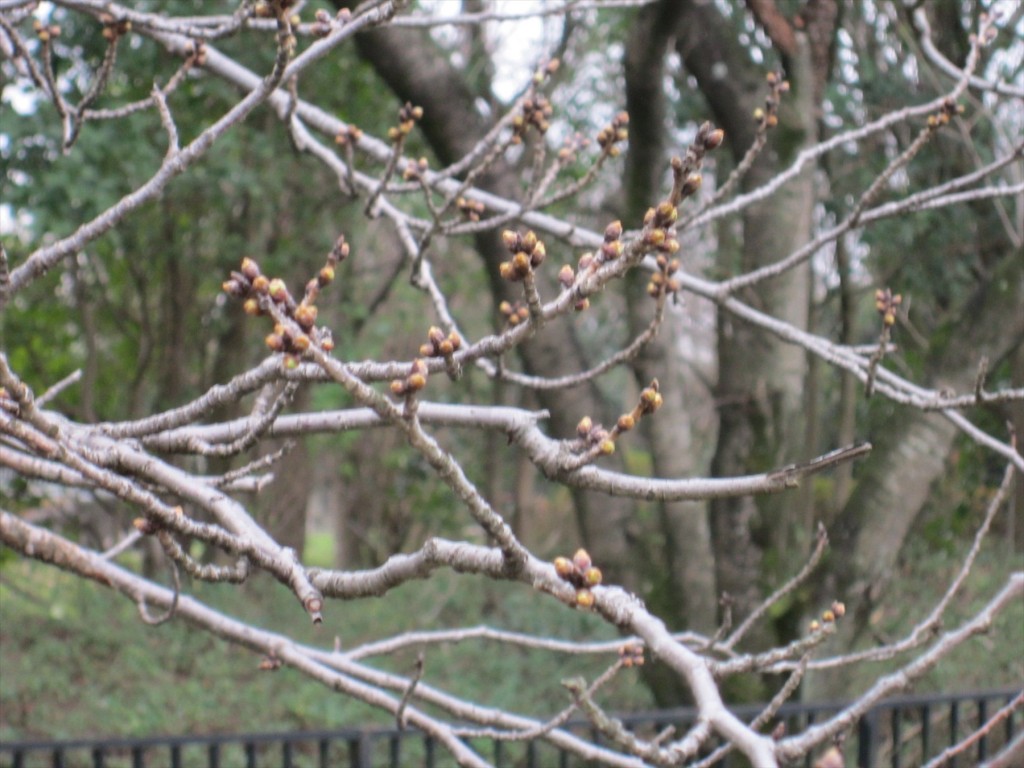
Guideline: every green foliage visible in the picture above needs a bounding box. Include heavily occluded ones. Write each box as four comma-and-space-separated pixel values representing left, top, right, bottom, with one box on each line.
0, 560, 653, 741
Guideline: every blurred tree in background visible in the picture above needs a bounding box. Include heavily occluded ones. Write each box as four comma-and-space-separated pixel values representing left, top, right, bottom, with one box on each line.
2, 0, 1022, 765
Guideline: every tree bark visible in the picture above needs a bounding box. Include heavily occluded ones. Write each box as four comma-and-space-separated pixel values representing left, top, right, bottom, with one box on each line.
621, 0, 718, 650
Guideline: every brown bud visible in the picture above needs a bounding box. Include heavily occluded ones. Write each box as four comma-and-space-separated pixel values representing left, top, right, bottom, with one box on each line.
268, 278, 288, 302
572, 548, 592, 573
583, 566, 602, 586
604, 220, 623, 241
617, 414, 635, 431
558, 264, 575, 287
447, 332, 462, 351
512, 251, 531, 274
574, 298, 590, 312
530, 241, 546, 267
295, 303, 318, 329
554, 556, 574, 580
252, 275, 270, 294
601, 241, 623, 260
133, 517, 158, 535
407, 373, 427, 391
292, 333, 310, 352
499, 261, 516, 281
240, 257, 260, 280
575, 589, 595, 609
831, 601, 846, 618
419, 343, 434, 358
704, 128, 725, 150
522, 230, 538, 253
243, 298, 261, 316
577, 416, 593, 437
645, 228, 666, 247
501, 230, 520, 252
265, 333, 284, 352
390, 380, 406, 396
681, 174, 703, 196
656, 201, 677, 225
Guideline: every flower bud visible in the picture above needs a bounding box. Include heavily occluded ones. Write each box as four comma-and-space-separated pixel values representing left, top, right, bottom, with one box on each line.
576, 589, 595, 609
704, 128, 725, 150
558, 265, 575, 287
240, 257, 260, 280
572, 548, 592, 572
554, 557, 574, 580
268, 279, 288, 302
295, 303, 318, 329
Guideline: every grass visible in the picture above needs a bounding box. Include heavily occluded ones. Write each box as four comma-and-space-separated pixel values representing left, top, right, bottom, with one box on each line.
1, 527, 1020, 744
0, 554, 653, 743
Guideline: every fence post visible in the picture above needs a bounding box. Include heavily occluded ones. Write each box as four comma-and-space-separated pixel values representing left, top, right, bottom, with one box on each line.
858, 710, 879, 768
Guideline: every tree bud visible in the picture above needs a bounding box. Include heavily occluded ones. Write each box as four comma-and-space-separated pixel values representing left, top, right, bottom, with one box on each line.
572, 548, 592, 572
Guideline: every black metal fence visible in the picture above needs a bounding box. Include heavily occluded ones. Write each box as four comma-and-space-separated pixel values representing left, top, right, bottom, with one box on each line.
2, 687, 1018, 768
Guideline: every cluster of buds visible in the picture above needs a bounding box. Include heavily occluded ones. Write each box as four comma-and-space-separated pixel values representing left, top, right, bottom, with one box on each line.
390, 359, 428, 398
334, 124, 363, 147
618, 381, 666, 442
311, 7, 351, 36
254, 0, 299, 20
499, 229, 546, 282
556, 132, 591, 164
642, 201, 681, 254
647, 252, 681, 299
619, 643, 645, 668
132, 516, 160, 536
927, 98, 964, 129
598, 221, 618, 266
32, 19, 61, 42
222, 236, 348, 368
753, 71, 789, 129
596, 111, 630, 157
808, 600, 846, 633
183, 40, 208, 68
554, 548, 603, 609
874, 287, 902, 327
499, 300, 530, 327
388, 103, 424, 142
99, 13, 131, 41
419, 326, 462, 360
556, 264, 589, 312
576, 415, 616, 456
403, 157, 429, 181
456, 196, 485, 222
258, 654, 283, 671
577, 380, 665, 457
513, 93, 554, 142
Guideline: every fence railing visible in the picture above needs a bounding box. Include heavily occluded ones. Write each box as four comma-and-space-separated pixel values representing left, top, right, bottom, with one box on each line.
2, 687, 1019, 768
